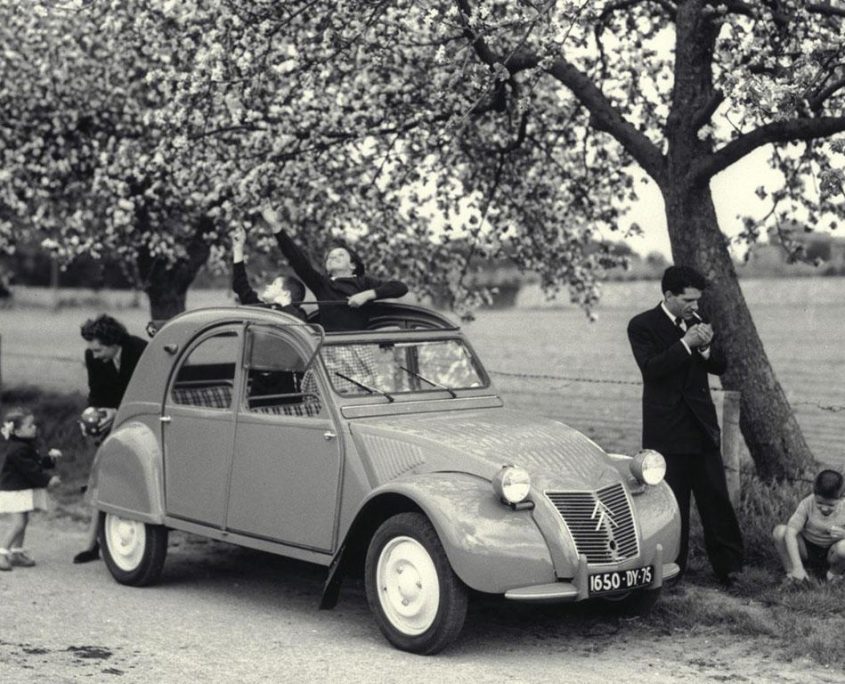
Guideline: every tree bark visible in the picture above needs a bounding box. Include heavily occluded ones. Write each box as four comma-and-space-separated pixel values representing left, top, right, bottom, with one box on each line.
136, 217, 214, 321
145, 277, 190, 321
653, 2, 816, 480
663, 187, 815, 480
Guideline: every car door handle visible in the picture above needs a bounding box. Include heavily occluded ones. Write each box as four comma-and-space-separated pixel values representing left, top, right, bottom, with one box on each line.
324, 431, 336, 441
160, 416, 172, 423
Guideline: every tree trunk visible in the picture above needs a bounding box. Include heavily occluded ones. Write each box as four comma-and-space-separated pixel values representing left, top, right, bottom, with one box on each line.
145, 280, 189, 321
663, 188, 815, 480
138, 250, 209, 321
136, 217, 214, 322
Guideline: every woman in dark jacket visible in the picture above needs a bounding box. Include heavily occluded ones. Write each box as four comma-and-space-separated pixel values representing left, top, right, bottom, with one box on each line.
259, 206, 408, 332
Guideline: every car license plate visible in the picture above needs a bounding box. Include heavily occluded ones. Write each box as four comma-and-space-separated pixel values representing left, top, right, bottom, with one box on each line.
588, 566, 654, 595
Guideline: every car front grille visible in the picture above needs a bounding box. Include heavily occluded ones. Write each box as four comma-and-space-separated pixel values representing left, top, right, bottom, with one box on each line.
546, 483, 639, 564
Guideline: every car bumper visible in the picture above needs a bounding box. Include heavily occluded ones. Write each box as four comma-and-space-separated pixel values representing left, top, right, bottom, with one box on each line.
504, 544, 680, 603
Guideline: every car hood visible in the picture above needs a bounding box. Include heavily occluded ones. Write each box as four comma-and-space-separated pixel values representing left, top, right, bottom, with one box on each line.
350, 408, 623, 490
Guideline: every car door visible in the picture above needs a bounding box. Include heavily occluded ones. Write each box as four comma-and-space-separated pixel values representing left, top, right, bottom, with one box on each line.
162, 326, 242, 527
226, 324, 342, 552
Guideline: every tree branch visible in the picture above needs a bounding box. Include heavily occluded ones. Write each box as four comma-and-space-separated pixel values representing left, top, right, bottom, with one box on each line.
709, 0, 754, 17
808, 76, 845, 112
691, 90, 725, 131
806, 0, 845, 18
693, 115, 845, 182
546, 58, 666, 182
454, 1, 664, 180
600, 0, 677, 22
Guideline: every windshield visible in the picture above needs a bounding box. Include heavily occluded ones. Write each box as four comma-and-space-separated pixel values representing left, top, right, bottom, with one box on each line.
322, 338, 488, 397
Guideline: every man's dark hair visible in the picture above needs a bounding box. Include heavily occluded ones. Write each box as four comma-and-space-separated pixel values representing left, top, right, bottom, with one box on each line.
80, 314, 129, 346
330, 241, 365, 277
661, 265, 708, 295
284, 276, 306, 303
814, 469, 844, 498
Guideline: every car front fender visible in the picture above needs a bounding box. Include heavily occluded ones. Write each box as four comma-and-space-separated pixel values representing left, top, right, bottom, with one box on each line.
362, 472, 556, 594
91, 419, 164, 525
631, 481, 681, 563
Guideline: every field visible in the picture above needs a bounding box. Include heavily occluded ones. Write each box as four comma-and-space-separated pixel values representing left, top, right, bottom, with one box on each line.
1, 277, 843, 469
2, 278, 845, 672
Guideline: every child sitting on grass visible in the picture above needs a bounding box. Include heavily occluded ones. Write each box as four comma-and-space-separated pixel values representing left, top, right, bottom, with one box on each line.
0, 408, 62, 570
773, 469, 845, 583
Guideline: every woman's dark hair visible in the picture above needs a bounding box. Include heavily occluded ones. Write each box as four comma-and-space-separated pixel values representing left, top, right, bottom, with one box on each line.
80, 314, 129, 346
3, 406, 33, 434
329, 241, 365, 277
814, 469, 844, 499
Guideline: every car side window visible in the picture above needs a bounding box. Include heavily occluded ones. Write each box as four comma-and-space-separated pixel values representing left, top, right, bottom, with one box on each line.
170, 331, 238, 410
244, 329, 322, 418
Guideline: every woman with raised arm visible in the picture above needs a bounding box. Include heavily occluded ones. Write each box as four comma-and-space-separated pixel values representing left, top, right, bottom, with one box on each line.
260, 207, 408, 332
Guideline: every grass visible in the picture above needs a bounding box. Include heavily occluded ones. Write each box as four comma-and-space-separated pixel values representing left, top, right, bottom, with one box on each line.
656, 467, 845, 667
2, 384, 843, 669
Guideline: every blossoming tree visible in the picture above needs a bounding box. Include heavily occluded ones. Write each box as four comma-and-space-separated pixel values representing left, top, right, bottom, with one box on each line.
1, 0, 843, 478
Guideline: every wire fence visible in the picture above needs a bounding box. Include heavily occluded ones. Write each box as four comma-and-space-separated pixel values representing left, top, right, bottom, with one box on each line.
2, 344, 843, 482
2, 347, 844, 409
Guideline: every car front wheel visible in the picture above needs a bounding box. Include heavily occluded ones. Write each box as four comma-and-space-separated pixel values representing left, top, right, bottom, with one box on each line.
365, 512, 468, 655
601, 587, 662, 615
99, 512, 168, 587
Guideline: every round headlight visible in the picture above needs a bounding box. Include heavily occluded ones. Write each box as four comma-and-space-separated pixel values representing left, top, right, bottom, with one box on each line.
630, 449, 666, 486
492, 465, 532, 504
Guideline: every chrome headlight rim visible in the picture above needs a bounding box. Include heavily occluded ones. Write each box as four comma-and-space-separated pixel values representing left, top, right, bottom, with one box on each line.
492, 465, 532, 505
630, 449, 666, 486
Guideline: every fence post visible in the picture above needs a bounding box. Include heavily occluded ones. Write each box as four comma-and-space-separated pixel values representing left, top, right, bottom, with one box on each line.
721, 390, 741, 507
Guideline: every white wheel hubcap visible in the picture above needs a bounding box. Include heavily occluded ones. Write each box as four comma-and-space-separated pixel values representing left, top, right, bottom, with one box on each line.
376, 535, 440, 636
105, 514, 146, 572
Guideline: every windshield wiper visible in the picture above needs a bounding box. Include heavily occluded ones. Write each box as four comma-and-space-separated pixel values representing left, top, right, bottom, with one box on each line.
398, 366, 457, 398
334, 372, 394, 402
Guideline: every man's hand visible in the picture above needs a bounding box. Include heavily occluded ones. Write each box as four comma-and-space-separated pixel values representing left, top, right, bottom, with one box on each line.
48, 475, 61, 488
682, 323, 714, 349
48, 448, 63, 459
260, 204, 285, 234
829, 525, 845, 539
348, 290, 376, 309
231, 227, 247, 263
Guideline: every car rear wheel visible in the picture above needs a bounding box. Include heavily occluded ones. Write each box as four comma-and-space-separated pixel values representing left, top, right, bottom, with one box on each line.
365, 512, 468, 654
99, 512, 168, 587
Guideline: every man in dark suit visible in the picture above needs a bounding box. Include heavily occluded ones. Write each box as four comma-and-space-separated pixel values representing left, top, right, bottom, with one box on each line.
74, 314, 147, 564
627, 266, 743, 586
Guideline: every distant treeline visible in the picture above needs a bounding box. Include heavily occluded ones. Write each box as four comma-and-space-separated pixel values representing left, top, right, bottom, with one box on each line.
2, 238, 840, 305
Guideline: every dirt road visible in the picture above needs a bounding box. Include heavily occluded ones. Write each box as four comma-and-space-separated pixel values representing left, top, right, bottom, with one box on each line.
0, 519, 841, 684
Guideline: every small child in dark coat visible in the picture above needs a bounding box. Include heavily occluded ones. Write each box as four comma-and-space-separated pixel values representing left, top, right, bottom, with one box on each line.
0, 408, 63, 570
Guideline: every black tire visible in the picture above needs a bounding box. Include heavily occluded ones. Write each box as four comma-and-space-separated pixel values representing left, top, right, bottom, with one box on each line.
601, 587, 662, 616
365, 512, 468, 654
99, 512, 168, 587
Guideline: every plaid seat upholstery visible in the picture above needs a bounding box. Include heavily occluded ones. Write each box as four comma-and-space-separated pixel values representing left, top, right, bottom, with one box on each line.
171, 384, 233, 409
248, 370, 321, 417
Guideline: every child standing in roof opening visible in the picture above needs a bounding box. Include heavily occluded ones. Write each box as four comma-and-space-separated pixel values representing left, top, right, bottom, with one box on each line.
773, 469, 845, 584
230, 226, 306, 321
0, 408, 63, 571
258, 206, 408, 332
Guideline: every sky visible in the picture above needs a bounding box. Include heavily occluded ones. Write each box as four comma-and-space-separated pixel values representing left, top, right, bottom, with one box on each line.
621, 147, 788, 259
